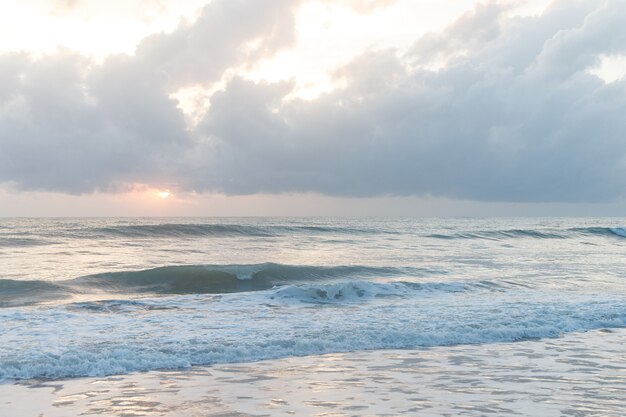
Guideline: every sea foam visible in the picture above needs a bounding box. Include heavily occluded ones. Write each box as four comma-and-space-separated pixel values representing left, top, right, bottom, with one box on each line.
1, 287, 625, 381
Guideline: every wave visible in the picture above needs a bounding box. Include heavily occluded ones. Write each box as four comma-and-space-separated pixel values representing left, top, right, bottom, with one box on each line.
0, 263, 441, 307
585, 227, 626, 238
29, 279, 499, 314
1, 293, 624, 381
427, 226, 626, 240
9, 223, 625, 242
73, 265, 276, 295
273, 281, 409, 302
95, 224, 275, 238
90, 223, 395, 239
3, 222, 395, 241
64, 299, 183, 314
0, 279, 72, 307
270, 280, 501, 303
0, 237, 57, 247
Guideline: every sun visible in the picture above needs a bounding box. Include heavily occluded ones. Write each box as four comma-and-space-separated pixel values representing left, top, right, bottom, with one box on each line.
156, 190, 171, 199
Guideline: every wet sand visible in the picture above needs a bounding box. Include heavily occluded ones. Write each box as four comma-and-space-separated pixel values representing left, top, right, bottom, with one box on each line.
2, 328, 625, 416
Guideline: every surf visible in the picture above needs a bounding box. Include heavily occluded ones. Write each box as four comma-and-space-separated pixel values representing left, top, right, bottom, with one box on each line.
0, 263, 444, 307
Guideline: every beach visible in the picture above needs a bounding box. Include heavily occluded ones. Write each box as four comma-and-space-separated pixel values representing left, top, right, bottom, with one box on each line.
3, 328, 625, 416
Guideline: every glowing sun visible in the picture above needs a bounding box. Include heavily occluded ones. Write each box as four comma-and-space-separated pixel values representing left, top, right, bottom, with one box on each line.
156, 190, 171, 199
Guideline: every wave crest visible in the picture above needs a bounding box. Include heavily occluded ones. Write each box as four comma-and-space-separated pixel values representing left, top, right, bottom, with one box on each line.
270, 280, 491, 303
428, 226, 626, 240
0, 263, 441, 307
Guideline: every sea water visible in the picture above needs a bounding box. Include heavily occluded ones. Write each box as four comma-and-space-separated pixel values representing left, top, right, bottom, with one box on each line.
1, 217, 625, 381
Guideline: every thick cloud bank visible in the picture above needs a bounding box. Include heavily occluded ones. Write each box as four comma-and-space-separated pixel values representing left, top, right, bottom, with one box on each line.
1, 0, 625, 202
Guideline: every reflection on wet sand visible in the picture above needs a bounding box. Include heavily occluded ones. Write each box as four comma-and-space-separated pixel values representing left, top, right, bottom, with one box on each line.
2, 328, 625, 416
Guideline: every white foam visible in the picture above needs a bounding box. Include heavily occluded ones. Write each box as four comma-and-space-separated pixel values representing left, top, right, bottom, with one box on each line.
272, 281, 409, 303
1, 288, 625, 381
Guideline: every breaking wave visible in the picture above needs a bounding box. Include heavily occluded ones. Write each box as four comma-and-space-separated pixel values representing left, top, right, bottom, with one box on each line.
270, 280, 504, 303
0, 263, 442, 307
1, 292, 625, 381
427, 226, 626, 240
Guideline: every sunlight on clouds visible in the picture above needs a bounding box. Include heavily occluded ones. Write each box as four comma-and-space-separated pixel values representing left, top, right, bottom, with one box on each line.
139, 186, 175, 202
244, 0, 552, 100
246, 0, 446, 100
589, 54, 626, 84
170, 84, 214, 129
0, 0, 553, 62
0, 0, 553, 88
512, 0, 552, 16
0, 0, 210, 59
0, 184, 188, 216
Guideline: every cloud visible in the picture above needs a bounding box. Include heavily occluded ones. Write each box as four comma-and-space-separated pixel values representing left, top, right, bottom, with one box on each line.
1, 0, 625, 203
339, 0, 397, 14
0, 0, 301, 193
196, 0, 626, 202
0, 49, 187, 193
131, 0, 301, 88
52, 0, 80, 13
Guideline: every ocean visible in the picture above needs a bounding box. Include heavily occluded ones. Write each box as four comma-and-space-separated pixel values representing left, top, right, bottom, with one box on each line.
1, 216, 625, 385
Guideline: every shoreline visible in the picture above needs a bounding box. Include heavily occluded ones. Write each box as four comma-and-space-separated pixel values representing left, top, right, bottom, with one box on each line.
2, 328, 625, 416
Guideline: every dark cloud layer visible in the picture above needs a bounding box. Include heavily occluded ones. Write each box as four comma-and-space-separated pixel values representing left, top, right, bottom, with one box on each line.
1, 0, 625, 202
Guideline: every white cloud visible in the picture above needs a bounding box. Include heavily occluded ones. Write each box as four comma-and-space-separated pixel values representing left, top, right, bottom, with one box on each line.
589, 54, 626, 83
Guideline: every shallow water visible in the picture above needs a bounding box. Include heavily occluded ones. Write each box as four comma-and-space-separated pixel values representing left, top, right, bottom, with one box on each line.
1, 217, 625, 381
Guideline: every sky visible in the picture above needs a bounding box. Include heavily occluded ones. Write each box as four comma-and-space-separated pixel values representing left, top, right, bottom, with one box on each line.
1, 0, 625, 217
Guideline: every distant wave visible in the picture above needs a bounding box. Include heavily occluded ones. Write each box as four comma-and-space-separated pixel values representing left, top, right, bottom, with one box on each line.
427, 226, 626, 240
9, 223, 625, 242
0, 237, 57, 247
0, 263, 442, 307
0, 223, 396, 242
90, 223, 396, 239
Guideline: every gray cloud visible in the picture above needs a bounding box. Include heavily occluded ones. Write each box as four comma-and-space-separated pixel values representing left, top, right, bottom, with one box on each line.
0, 49, 187, 193
1, 0, 625, 202
0, 0, 300, 193
195, 0, 626, 202
132, 0, 300, 88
